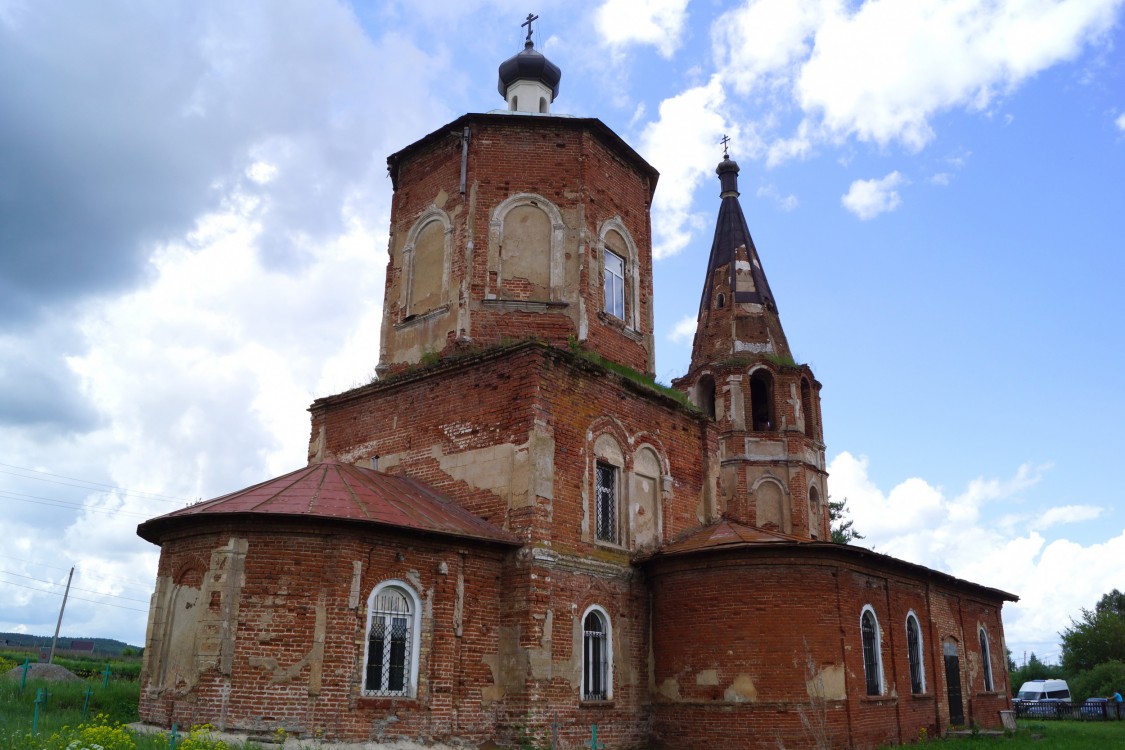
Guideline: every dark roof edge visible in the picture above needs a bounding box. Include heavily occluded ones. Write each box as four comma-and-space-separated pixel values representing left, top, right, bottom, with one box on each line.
386, 112, 659, 194
640, 540, 1019, 603
136, 509, 522, 548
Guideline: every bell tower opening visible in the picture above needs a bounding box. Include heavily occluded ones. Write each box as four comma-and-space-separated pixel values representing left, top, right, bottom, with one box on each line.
750, 369, 773, 431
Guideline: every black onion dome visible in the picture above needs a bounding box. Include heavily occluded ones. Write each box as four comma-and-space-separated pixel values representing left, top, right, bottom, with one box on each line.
497, 39, 562, 101
716, 156, 740, 195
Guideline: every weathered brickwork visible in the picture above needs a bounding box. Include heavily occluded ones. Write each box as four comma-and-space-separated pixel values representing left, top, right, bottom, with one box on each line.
139, 104, 1015, 750
380, 115, 657, 377
139, 519, 510, 743
646, 549, 1010, 750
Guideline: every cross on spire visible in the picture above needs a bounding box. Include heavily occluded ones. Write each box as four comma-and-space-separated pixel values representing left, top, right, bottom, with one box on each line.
720, 134, 731, 159
522, 13, 539, 43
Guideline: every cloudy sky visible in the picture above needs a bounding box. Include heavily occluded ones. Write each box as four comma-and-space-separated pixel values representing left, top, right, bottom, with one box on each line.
2, 0, 1123, 668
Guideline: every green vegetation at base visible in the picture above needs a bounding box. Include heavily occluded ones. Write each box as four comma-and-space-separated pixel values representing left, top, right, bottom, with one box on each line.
887, 720, 1125, 749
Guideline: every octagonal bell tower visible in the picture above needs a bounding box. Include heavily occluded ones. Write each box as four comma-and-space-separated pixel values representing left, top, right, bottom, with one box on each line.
378, 25, 658, 377
674, 153, 828, 539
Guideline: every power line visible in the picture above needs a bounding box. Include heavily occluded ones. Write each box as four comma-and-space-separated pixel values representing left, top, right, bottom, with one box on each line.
0, 553, 155, 592
0, 489, 159, 519
0, 578, 147, 613
0, 461, 191, 505
0, 570, 151, 604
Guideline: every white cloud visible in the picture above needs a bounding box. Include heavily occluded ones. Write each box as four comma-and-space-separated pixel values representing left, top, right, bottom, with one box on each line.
702, 0, 1122, 165
931, 172, 951, 186
596, 0, 690, 58
841, 171, 905, 219
1116, 112, 1125, 131
668, 315, 697, 344
829, 452, 1125, 663
796, 0, 1121, 150
714, 0, 831, 96
756, 184, 799, 211
641, 76, 741, 259
1031, 505, 1104, 531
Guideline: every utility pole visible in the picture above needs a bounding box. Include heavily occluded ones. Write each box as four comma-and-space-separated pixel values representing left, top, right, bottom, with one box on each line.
48, 566, 74, 664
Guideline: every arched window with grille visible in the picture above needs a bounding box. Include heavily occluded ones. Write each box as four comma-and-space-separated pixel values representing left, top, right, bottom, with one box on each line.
582, 605, 612, 701
906, 612, 925, 694
363, 581, 421, 697
861, 606, 883, 696
979, 627, 994, 692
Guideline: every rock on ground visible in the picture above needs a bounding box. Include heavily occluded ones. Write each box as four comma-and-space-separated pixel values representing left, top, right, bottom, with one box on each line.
4, 662, 82, 682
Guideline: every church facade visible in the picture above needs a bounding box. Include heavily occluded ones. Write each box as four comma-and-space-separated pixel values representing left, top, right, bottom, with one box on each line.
137, 30, 1016, 750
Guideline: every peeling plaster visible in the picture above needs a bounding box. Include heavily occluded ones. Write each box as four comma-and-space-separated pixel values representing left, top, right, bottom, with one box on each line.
723, 673, 758, 703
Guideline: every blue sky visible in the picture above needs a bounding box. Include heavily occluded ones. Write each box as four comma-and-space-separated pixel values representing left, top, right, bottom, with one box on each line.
1, 0, 1123, 667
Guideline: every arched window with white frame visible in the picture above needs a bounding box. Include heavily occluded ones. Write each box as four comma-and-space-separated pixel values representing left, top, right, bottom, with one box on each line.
906, 611, 925, 694
363, 580, 422, 697
861, 606, 884, 696
979, 626, 994, 692
582, 605, 612, 701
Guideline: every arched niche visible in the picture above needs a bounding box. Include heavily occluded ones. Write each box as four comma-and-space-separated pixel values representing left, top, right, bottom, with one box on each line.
489, 194, 566, 301
631, 446, 663, 550
401, 207, 452, 317
752, 476, 789, 533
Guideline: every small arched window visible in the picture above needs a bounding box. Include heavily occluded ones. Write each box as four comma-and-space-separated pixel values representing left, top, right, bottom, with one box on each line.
906, 612, 925, 694
801, 378, 815, 439
698, 375, 716, 419
979, 627, 994, 692
539, 96, 548, 113
510, 95, 518, 111
716, 293, 725, 309
582, 606, 612, 701
750, 369, 774, 431
861, 607, 883, 696
363, 581, 421, 697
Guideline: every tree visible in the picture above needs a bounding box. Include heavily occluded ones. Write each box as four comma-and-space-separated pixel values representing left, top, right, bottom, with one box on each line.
1060, 589, 1125, 674
1069, 660, 1125, 702
828, 496, 864, 545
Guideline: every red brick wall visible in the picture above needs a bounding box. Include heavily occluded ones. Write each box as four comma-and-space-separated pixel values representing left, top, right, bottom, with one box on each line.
646, 547, 1011, 749
140, 519, 509, 743
382, 116, 655, 375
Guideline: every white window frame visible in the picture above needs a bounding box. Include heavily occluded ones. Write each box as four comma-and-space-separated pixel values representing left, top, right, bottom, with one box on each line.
603, 249, 625, 320
362, 580, 422, 697
979, 626, 994, 692
860, 605, 884, 696
581, 604, 613, 701
905, 611, 925, 694
595, 460, 619, 543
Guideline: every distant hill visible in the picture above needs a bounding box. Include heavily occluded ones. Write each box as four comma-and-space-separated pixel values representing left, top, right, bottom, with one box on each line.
0, 632, 142, 654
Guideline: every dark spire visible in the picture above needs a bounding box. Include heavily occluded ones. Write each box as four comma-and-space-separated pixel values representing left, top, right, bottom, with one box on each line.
687, 150, 792, 371
700, 155, 777, 313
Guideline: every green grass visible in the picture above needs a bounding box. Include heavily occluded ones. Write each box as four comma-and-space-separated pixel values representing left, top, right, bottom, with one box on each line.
0, 676, 140, 737
880, 720, 1125, 748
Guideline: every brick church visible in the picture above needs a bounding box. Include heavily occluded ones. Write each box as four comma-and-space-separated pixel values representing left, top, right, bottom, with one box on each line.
137, 25, 1016, 750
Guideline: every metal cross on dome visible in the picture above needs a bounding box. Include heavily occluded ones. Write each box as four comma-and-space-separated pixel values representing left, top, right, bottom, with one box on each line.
522, 12, 539, 42
720, 134, 732, 158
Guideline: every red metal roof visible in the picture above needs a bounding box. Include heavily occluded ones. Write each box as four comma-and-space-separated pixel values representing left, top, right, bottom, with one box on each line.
646, 518, 810, 558
137, 460, 520, 547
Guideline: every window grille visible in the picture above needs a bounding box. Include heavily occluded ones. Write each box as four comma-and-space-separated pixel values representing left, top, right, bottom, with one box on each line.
979, 629, 993, 691
907, 615, 923, 693
365, 588, 412, 695
861, 610, 881, 696
595, 462, 617, 543
603, 251, 625, 319
583, 611, 608, 700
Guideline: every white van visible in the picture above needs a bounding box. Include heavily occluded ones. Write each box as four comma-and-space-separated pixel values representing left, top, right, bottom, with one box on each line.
1016, 679, 1071, 702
